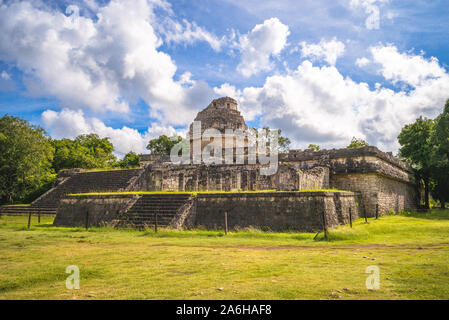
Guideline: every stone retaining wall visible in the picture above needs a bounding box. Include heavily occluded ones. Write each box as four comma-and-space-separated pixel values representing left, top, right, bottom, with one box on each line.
53, 194, 139, 227
53, 191, 362, 232
190, 191, 362, 232
142, 163, 329, 192
332, 173, 417, 216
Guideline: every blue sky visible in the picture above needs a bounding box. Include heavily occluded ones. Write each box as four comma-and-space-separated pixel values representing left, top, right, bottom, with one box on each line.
1, 0, 449, 156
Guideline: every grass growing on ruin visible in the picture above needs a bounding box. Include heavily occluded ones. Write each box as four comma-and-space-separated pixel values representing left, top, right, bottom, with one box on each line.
57, 167, 141, 174
82, 166, 141, 172
1, 210, 449, 299
1, 204, 31, 207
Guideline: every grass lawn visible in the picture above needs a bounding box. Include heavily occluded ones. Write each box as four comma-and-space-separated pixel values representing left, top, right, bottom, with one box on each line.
1, 210, 449, 300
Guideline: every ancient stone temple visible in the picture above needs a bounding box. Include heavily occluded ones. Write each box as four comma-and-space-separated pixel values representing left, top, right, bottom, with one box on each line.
188, 97, 249, 154
3, 96, 418, 231
189, 97, 248, 134
137, 97, 417, 218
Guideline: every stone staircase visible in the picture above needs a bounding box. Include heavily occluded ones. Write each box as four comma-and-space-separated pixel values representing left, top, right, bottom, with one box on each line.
1, 169, 144, 216
123, 194, 192, 229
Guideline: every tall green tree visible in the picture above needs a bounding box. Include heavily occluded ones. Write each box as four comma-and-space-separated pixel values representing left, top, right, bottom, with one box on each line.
433, 99, 449, 160
398, 116, 435, 209
430, 163, 449, 209
75, 134, 116, 165
431, 99, 449, 208
52, 134, 117, 172
117, 151, 140, 168
250, 127, 291, 153
0, 115, 55, 204
146, 135, 183, 155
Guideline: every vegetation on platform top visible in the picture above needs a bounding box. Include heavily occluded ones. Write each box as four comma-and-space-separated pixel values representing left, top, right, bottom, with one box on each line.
79, 166, 141, 173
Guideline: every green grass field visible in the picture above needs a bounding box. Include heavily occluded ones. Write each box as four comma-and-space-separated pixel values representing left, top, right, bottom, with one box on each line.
1, 210, 449, 300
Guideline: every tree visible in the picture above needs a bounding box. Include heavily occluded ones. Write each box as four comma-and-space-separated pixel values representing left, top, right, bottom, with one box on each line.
75, 134, 116, 165
431, 99, 449, 208
347, 137, 369, 148
146, 135, 183, 155
308, 144, 320, 151
52, 134, 117, 172
251, 127, 291, 153
398, 116, 435, 209
0, 115, 55, 204
433, 99, 449, 161
430, 164, 449, 209
277, 132, 291, 153
117, 151, 140, 168
52, 139, 89, 172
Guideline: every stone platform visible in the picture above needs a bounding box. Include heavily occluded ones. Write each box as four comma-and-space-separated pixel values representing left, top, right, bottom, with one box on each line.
53, 191, 362, 232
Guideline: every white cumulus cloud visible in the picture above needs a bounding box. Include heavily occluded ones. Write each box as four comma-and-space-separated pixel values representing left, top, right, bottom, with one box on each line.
231, 45, 449, 152
214, 83, 263, 122
0, 0, 214, 125
160, 19, 225, 52
370, 45, 447, 87
300, 38, 346, 66
355, 57, 370, 67
0, 70, 14, 91
236, 18, 290, 77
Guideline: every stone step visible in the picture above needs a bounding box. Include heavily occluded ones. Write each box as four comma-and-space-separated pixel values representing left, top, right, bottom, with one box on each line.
135, 201, 189, 205
129, 218, 175, 223
130, 218, 171, 222
128, 206, 182, 210
129, 213, 177, 218
128, 213, 177, 218
130, 210, 180, 214
32, 168, 144, 208
118, 194, 192, 229
129, 224, 171, 229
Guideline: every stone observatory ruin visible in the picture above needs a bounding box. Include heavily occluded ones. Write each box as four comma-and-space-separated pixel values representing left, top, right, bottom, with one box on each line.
7, 96, 417, 232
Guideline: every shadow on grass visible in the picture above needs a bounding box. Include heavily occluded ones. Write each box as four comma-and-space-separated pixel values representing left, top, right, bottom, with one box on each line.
34, 223, 54, 228
402, 209, 449, 220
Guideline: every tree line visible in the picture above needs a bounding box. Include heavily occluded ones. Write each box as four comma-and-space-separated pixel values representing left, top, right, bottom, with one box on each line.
398, 99, 449, 209
0, 115, 139, 204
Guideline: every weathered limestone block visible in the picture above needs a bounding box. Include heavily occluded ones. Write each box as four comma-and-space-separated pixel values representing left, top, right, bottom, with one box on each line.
275, 164, 298, 191
332, 173, 417, 217
192, 191, 361, 232
53, 195, 138, 227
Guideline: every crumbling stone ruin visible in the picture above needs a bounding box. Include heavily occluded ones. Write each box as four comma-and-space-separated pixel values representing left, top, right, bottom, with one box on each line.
3, 97, 418, 231
133, 97, 417, 218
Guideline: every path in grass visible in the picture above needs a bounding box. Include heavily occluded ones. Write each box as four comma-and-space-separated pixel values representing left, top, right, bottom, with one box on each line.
1, 211, 449, 299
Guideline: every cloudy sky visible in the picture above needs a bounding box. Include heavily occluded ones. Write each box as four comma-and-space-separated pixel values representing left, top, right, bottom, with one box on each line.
1, 0, 449, 156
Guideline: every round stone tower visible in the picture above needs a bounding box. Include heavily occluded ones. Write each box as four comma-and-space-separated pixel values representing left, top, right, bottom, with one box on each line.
188, 97, 249, 156
189, 97, 248, 135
